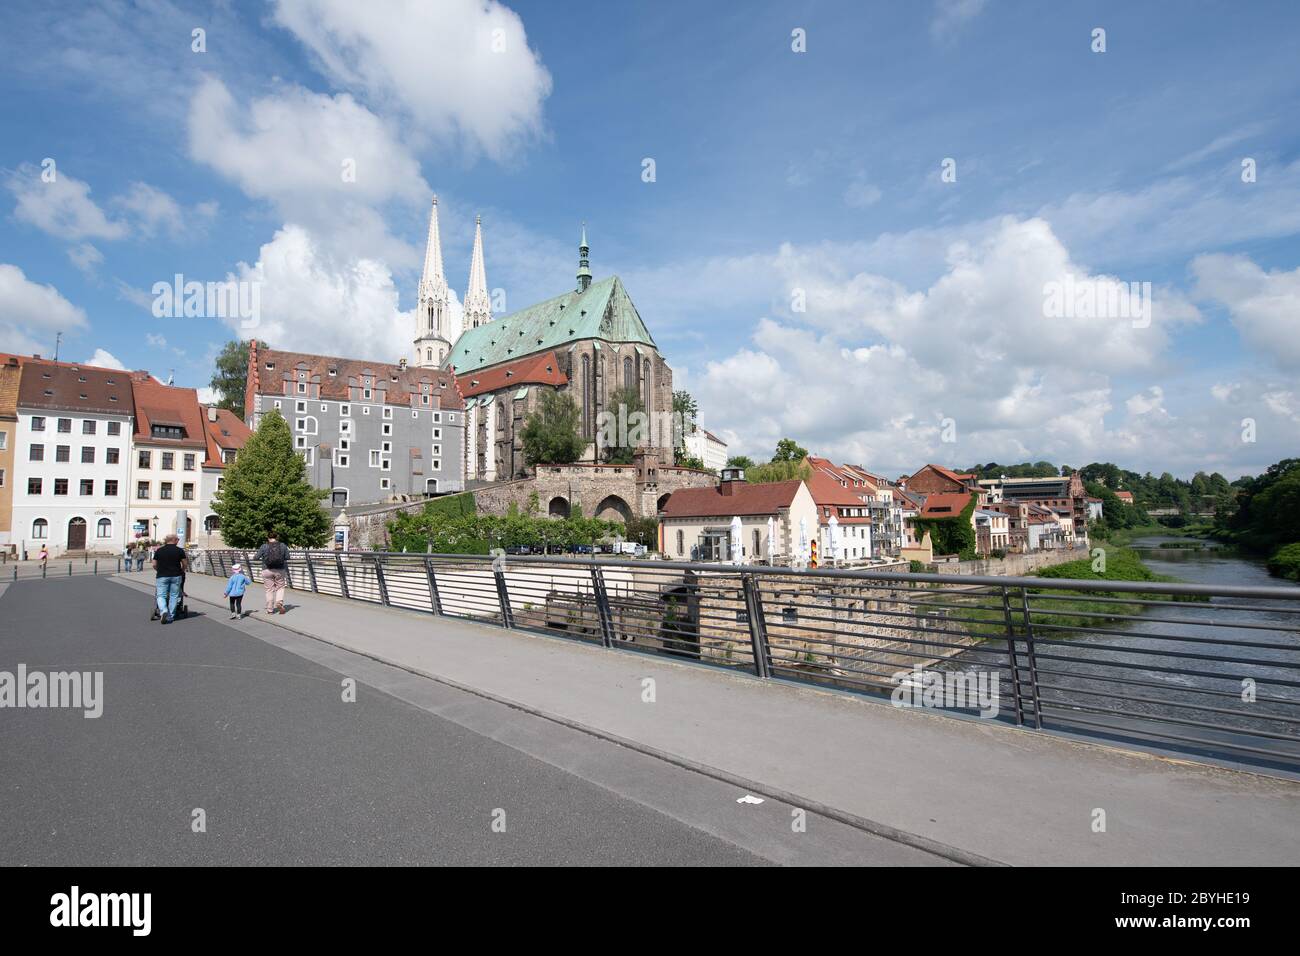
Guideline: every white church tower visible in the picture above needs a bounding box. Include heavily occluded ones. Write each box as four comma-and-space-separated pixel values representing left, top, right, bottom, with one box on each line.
463, 214, 492, 330
414, 196, 453, 368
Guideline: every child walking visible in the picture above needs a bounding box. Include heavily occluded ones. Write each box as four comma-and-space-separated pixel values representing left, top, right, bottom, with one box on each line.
225, 563, 251, 619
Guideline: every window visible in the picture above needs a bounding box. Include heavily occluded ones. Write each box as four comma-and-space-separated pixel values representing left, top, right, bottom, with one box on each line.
27, 477, 41, 495
182, 483, 195, 501
221, 449, 235, 464
362, 388, 371, 400
216, 477, 224, 492
369, 450, 381, 467
107, 421, 120, 436
137, 481, 149, 499
677, 529, 685, 555
295, 436, 306, 449
339, 439, 350, 451
53, 479, 68, 496
274, 400, 282, 409
382, 406, 392, 419
381, 441, 391, 453
433, 412, 441, 423
432, 444, 441, 456
301, 448, 314, 466
183, 453, 196, 471
380, 478, 390, 490
321, 403, 328, 412
431, 459, 440, 471
0, 431, 5, 451
82, 446, 95, 464
339, 420, 352, 435
102, 447, 117, 465
336, 454, 349, 468
82, 420, 96, 434
296, 401, 306, 412
362, 405, 370, 414
382, 423, 392, 436
29, 444, 44, 461
31, 416, 45, 432
105, 480, 118, 496
138, 450, 151, 469
80, 479, 93, 495
160, 482, 173, 500
340, 404, 350, 417
448, 413, 455, 423
381, 458, 391, 471
161, 452, 174, 470
56, 445, 70, 463
32, 519, 48, 539
297, 382, 306, 393
57, 418, 71, 433
97, 518, 112, 538
412, 409, 419, 418
0, 468, 3, 487
432, 428, 442, 440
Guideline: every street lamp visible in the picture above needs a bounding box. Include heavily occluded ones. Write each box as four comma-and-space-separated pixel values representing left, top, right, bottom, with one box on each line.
151, 515, 158, 541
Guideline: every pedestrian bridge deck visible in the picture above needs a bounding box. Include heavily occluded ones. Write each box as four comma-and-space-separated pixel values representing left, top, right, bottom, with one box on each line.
117, 568, 1300, 866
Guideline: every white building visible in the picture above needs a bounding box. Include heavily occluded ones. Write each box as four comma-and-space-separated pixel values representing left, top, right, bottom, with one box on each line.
10, 361, 132, 556
126, 375, 208, 546
683, 426, 728, 472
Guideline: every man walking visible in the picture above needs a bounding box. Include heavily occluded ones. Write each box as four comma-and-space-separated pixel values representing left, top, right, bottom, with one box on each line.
135, 541, 146, 572
153, 533, 188, 625
256, 532, 289, 614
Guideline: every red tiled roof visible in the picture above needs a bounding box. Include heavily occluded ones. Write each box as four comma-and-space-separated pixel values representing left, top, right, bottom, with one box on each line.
249, 344, 464, 409
132, 377, 206, 448
1115, 491, 1134, 501
457, 351, 567, 398
918, 492, 975, 519
15, 360, 135, 416
660, 479, 803, 518
200, 406, 252, 468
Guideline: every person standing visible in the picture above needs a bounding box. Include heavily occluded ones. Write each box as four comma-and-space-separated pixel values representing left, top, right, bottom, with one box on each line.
256, 532, 289, 614
153, 533, 188, 624
39, 545, 49, 571
135, 541, 146, 572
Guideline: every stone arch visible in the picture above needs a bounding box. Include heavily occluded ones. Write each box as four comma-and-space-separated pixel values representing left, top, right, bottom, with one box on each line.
594, 494, 632, 523
548, 496, 570, 518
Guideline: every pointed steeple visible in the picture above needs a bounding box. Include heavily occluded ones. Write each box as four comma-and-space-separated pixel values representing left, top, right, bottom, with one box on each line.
414, 195, 451, 368
576, 222, 591, 293
463, 214, 492, 330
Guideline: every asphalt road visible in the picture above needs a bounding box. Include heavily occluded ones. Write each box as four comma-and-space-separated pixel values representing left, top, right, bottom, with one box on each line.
0, 576, 947, 866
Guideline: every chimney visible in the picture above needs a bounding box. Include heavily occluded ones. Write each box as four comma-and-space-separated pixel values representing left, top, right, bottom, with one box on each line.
719, 466, 746, 496
208, 406, 219, 422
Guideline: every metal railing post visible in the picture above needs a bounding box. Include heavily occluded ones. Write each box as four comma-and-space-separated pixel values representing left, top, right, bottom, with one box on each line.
335, 553, 350, 600
494, 562, 515, 629
373, 557, 390, 606
305, 552, 318, 593
1018, 587, 1044, 729
999, 585, 1026, 726
589, 565, 614, 647
424, 557, 443, 615
741, 573, 773, 678
94, 560, 98, 575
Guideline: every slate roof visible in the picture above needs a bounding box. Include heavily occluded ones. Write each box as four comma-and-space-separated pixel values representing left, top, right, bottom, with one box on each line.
445, 275, 656, 375
16, 360, 134, 416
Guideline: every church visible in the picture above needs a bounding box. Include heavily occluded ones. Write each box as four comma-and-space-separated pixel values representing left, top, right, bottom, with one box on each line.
414, 197, 677, 483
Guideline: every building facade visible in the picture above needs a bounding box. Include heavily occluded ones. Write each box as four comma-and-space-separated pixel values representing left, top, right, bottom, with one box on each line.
10, 361, 133, 556
659, 472, 818, 564
198, 405, 252, 544
245, 343, 465, 508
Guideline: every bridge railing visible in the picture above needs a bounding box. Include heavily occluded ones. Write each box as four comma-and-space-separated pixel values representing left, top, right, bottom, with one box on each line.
194, 548, 1300, 770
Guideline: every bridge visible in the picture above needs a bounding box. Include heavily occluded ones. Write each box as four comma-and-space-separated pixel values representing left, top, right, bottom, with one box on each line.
1, 551, 1297, 866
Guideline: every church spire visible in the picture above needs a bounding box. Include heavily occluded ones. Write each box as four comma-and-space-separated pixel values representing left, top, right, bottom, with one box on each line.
414, 195, 451, 368
463, 214, 492, 330
576, 222, 591, 292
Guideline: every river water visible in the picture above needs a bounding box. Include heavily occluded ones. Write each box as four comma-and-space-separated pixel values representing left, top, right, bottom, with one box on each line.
946, 535, 1300, 765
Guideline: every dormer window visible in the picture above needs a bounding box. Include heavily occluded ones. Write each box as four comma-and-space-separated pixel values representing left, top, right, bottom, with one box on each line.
328, 367, 337, 376
265, 362, 275, 370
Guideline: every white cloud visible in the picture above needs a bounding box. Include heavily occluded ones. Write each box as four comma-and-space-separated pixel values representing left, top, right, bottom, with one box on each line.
931, 0, 988, 42
1191, 253, 1300, 370
225, 224, 422, 362
271, 0, 552, 160
5, 163, 127, 241
146, 333, 168, 348
844, 178, 882, 209
114, 182, 186, 239
84, 348, 126, 370
0, 263, 89, 356
67, 243, 104, 277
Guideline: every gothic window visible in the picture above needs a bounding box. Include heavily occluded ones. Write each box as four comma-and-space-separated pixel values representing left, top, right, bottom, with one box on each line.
581, 355, 591, 437
623, 356, 633, 389
643, 359, 652, 410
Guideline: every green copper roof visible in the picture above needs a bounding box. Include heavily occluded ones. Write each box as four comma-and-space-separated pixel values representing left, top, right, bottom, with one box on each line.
444, 275, 656, 375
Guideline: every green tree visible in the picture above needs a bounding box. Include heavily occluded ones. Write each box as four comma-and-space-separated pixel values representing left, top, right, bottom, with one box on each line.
672, 389, 698, 423
726, 455, 755, 470
209, 339, 266, 418
601, 385, 645, 464
746, 458, 812, 484
520, 389, 585, 466
771, 438, 808, 463
211, 408, 330, 547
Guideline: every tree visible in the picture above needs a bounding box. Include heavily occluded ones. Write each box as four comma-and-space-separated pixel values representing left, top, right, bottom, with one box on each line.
211, 408, 330, 547
520, 389, 585, 466
772, 438, 808, 463
672, 389, 699, 424
726, 455, 755, 470
209, 339, 266, 418
601, 385, 645, 464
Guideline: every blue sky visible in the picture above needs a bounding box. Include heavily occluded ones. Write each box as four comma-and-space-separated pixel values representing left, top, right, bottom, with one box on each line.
1, 0, 1298, 478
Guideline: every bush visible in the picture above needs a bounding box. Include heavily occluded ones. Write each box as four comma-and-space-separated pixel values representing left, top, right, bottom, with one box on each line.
1266, 543, 1300, 581
908, 560, 927, 573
